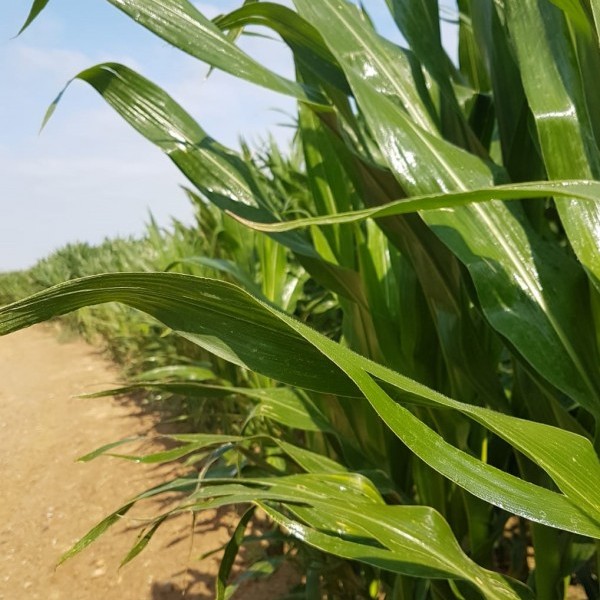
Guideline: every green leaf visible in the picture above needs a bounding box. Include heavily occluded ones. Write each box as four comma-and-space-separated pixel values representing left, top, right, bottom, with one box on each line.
457, 0, 491, 91
183, 473, 527, 598
298, 102, 357, 268
77, 436, 142, 462
109, 441, 235, 465
81, 381, 235, 399
506, 0, 600, 291
547, 0, 593, 33
293, 0, 600, 417
287, 317, 600, 536
214, 1, 350, 95
58, 503, 134, 565
80, 434, 241, 464
2, 273, 600, 537
384, 0, 479, 150
18, 0, 51, 35
132, 364, 216, 382
104, 0, 326, 105
120, 515, 169, 567
245, 387, 335, 433
166, 256, 265, 299
260, 503, 529, 598
217, 507, 256, 600
233, 180, 600, 232
470, 1, 544, 183
56, 62, 367, 308
87, 380, 336, 433
274, 440, 347, 474
385, 0, 450, 88
0, 274, 356, 397
309, 107, 508, 410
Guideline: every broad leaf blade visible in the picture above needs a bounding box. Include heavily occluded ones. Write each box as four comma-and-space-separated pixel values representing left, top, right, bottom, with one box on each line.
186, 474, 528, 597
2, 273, 600, 537
281, 313, 600, 535
0, 274, 356, 396
105, 0, 326, 104
294, 0, 600, 416
506, 0, 600, 290
384, 0, 480, 150
63, 62, 368, 308
214, 1, 350, 95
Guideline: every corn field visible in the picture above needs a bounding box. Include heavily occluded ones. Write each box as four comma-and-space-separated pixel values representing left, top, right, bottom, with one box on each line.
2, 0, 600, 598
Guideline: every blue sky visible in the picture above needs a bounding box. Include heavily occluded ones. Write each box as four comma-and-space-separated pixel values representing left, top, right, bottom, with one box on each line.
0, 1, 456, 272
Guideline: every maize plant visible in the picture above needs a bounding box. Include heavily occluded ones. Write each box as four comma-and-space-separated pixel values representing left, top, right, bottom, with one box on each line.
2, 0, 600, 598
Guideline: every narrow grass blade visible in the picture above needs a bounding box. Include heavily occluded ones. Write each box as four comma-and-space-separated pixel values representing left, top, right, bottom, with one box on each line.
58, 503, 134, 565
120, 515, 169, 568
233, 180, 600, 232
217, 507, 256, 600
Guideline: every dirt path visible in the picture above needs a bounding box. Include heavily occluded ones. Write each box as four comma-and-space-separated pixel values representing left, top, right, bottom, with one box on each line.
0, 325, 295, 600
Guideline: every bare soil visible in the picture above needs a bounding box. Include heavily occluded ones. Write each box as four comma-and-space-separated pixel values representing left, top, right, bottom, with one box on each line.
0, 325, 297, 600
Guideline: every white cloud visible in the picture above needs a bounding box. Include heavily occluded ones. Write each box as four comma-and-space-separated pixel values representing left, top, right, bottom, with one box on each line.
7, 42, 144, 80
0, 2, 299, 271
0, 139, 192, 271
0, 96, 193, 271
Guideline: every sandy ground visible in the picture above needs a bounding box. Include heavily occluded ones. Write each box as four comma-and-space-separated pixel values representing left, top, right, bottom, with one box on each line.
0, 325, 297, 600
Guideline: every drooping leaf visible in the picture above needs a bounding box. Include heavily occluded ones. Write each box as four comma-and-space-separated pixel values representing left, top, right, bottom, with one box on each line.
274, 440, 347, 474
77, 436, 142, 462
18, 0, 51, 35
245, 387, 335, 433
104, 0, 326, 105
185, 473, 528, 598
58, 503, 135, 565
2, 273, 600, 537
52, 62, 368, 308
0, 274, 356, 397
120, 515, 169, 567
214, 1, 350, 95
132, 364, 216, 382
